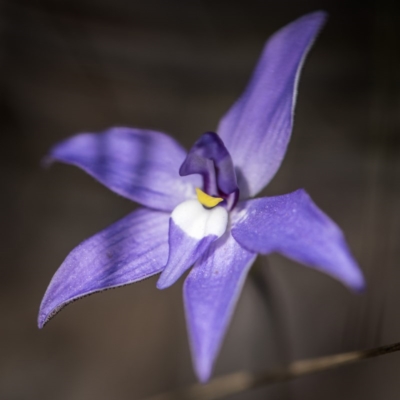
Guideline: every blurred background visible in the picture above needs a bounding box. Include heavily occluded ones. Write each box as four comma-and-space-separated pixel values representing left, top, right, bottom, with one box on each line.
1, 0, 399, 399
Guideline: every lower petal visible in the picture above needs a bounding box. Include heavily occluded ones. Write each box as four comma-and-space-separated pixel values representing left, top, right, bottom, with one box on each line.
38, 208, 170, 328
232, 189, 365, 291
157, 199, 228, 289
183, 232, 257, 382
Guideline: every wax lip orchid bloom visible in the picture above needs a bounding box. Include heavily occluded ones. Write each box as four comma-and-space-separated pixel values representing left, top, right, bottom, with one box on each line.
38, 11, 364, 382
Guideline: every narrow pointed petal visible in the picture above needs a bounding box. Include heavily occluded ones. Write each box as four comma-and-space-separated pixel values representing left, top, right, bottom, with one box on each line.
47, 128, 201, 212
184, 233, 257, 382
157, 200, 228, 289
38, 208, 170, 328
180, 132, 238, 198
232, 190, 365, 291
218, 12, 327, 197
156, 220, 215, 289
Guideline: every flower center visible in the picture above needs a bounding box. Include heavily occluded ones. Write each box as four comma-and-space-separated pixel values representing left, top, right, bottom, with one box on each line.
180, 132, 239, 210
195, 188, 223, 208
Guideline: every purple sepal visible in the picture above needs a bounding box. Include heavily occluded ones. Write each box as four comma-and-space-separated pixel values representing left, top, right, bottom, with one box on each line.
184, 233, 257, 382
180, 132, 238, 199
218, 12, 327, 198
38, 208, 170, 328
156, 219, 216, 289
48, 127, 201, 212
232, 189, 365, 291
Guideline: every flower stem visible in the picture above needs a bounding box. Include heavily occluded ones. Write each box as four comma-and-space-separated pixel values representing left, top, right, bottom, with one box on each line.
143, 341, 400, 400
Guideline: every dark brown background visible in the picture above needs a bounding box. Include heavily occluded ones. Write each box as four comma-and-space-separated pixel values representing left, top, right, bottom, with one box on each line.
1, 0, 399, 399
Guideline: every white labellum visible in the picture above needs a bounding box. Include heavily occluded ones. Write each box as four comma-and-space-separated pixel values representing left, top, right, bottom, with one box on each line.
171, 199, 228, 240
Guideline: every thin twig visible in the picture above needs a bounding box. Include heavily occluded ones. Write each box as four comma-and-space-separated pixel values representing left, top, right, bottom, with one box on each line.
143, 341, 400, 400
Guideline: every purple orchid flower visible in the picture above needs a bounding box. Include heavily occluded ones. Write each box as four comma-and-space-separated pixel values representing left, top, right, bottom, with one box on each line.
38, 11, 364, 383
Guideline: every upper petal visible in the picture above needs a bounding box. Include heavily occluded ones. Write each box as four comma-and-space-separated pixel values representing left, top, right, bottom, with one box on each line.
231, 190, 365, 291
183, 232, 257, 382
218, 12, 327, 197
38, 208, 170, 328
47, 127, 201, 212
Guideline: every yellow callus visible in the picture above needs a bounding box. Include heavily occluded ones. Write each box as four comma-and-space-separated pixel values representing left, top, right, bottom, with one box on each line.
195, 188, 224, 208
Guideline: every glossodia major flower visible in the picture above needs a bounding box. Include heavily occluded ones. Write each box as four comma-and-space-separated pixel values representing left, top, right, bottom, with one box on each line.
38, 11, 364, 383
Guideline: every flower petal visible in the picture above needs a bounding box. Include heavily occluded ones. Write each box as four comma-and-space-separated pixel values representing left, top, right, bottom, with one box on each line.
183, 232, 257, 382
218, 12, 327, 197
231, 189, 365, 291
157, 200, 228, 289
180, 132, 238, 199
38, 208, 170, 328
47, 127, 201, 212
